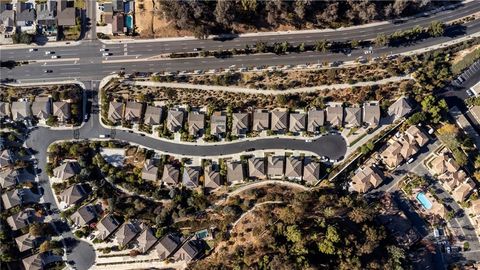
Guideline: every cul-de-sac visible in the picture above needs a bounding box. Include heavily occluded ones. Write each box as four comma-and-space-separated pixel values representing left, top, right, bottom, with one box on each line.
1, 1, 480, 269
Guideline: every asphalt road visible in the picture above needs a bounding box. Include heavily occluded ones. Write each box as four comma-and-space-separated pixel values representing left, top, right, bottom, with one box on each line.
3, 17, 480, 84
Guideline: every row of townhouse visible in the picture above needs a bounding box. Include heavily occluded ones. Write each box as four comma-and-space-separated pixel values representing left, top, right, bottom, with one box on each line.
141, 155, 323, 188
350, 125, 429, 193
0, 98, 71, 124
108, 98, 412, 137
0, 0, 76, 40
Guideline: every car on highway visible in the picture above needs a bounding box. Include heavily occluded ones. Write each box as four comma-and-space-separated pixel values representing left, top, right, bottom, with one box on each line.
44, 70, 53, 73
99, 134, 109, 138
45, 51, 52, 55
51, 55, 59, 59
102, 52, 111, 56
193, 47, 202, 51
28, 48, 37, 52
305, 139, 312, 143
99, 48, 108, 52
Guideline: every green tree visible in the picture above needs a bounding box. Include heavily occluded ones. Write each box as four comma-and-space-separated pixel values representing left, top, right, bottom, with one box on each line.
428, 21, 445, 37
276, 94, 287, 106
255, 42, 267, 53
386, 245, 405, 270
374, 34, 389, 47
407, 112, 427, 126
39, 240, 52, 253
315, 40, 328, 52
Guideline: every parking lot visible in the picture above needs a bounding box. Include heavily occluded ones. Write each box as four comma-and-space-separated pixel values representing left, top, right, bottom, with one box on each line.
453, 60, 480, 87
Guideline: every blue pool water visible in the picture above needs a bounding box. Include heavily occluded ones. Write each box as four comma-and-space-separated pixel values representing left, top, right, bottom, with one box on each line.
125, 15, 133, 29
416, 192, 432, 210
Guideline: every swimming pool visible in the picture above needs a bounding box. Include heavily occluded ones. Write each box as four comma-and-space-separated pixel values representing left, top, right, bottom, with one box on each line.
416, 192, 432, 210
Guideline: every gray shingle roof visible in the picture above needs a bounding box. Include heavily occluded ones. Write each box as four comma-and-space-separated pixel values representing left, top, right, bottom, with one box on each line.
124, 102, 143, 122
173, 239, 200, 263
97, 214, 121, 240
252, 112, 269, 132
142, 159, 158, 181
232, 113, 249, 135
271, 110, 288, 133
162, 164, 179, 185
307, 109, 325, 132
210, 112, 227, 136
188, 112, 205, 135
267, 156, 284, 178
388, 97, 412, 121
0, 168, 18, 189
53, 161, 80, 180
227, 161, 244, 184
363, 101, 380, 126
182, 166, 200, 188
144, 106, 162, 125
31, 97, 51, 120
326, 103, 343, 127
70, 204, 96, 227
289, 113, 306, 133
59, 184, 88, 206
303, 158, 320, 184
115, 221, 141, 247
137, 227, 158, 253
285, 156, 302, 179
11, 101, 32, 120
156, 233, 181, 260
204, 165, 221, 189
52, 101, 71, 122
248, 157, 266, 179
108, 102, 123, 123
344, 106, 362, 127
167, 110, 184, 133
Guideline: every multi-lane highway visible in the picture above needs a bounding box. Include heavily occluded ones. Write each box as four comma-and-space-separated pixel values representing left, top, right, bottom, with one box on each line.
2, 1, 480, 83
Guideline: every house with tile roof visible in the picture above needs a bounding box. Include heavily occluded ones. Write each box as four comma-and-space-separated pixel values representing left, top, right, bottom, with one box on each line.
351, 166, 383, 193
204, 165, 221, 189
124, 102, 143, 123
344, 106, 362, 127
31, 97, 52, 122
0, 168, 19, 189
380, 141, 404, 168
289, 113, 306, 133
52, 101, 71, 123
142, 159, 158, 182
15, 233, 37, 252
210, 112, 227, 137
303, 158, 321, 184
326, 102, 343, 127
285, 156, 302, 180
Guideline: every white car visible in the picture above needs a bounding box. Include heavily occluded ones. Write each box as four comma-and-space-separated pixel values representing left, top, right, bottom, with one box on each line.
51, 55, 59, 59
99, 134, 109, 138
45, 51, 52, 55
99, 48, 107, 52
102, 52, 110, 56
28, 48, 37, 52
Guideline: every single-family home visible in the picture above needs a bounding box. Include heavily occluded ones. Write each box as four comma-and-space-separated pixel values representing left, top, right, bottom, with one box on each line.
156, 233, 181, 260
57, 0, 76, 26
137, 227, 158, 253
0, 3, 15, 36
31, 97, 52, 121
162, 164, 179, 185
182, 166, 200, 188
7, 208, 38, 231
289, 113, 306, 133
267, 156, 284, 179
188, 112, 205, 136
326, 102, 343, 127
344, 106, 362, 127
227, 161, 244, 184
97, 214, 121, 240
204, 165, 221, 189
11, 101, 32, 121
16, 2, 35, 30
59, 183, 89, 207
70, 204, 96, 227
0, 149, 13, 170
36, 1, 57, 36
124, 102, 143, 123
173, 239, 201, 263
270, 110, 288, 133
22, 252, 48, 270
307, 109, 325, 133
142, 159, 158, 182
252, 111, 269, 132
210, 112, 227, 137
52, 101, 71, 123
15, 233, 37, 252
115, 221, 141, 248
53, 161, 80, 180
285, 156, 302, 180
388, 97, 412, 121
451, 180, 475, 202
232, 113, 249, 136
2, 189, 22, 210
399, 138, 419, 159
108, 102, 123, 124
303, 158, 321, 184
143, 105, 162, 125
166, 110, 184, 133
248, 157, 266, 179
363, 101, 380, 127
0, 102, 10, 119
0, 168, 19, 189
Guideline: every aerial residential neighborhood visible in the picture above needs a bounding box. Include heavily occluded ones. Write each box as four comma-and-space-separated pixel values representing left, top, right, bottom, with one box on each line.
1, 0, 480, 269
